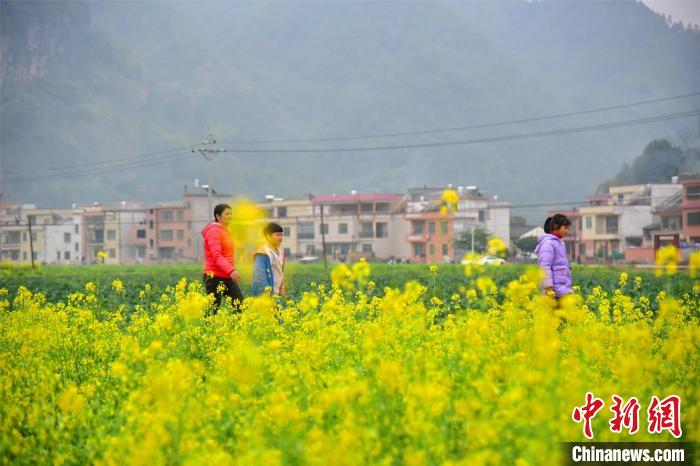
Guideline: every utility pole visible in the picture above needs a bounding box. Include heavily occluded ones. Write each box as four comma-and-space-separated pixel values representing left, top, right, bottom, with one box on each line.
471, 224, 475, 255
192, 134, 226, 219
27, 217, 35, 269
320, 203, 328, 273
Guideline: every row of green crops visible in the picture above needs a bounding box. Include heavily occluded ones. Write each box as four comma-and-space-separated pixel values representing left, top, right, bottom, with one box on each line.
1, 262, 693, 314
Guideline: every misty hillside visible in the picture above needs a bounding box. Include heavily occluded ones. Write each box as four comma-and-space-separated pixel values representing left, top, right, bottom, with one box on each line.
2, 1, 699, 214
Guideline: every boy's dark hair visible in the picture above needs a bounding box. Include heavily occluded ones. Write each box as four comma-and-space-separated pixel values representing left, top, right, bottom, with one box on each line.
264, 222, 284, 236
214, 204, 231, 222
544, 213, 571, 233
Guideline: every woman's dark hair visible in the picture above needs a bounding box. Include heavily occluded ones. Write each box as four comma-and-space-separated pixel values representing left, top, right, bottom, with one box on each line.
214, 203, 231, 222
544, 213, 571, 233
264, 222, 284, 236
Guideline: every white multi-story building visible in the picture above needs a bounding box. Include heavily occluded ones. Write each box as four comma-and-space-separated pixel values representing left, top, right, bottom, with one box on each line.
260, 193, 412, 262
579, 183, 682, 261
406, 186, 511, 261
43, 209, 82, 264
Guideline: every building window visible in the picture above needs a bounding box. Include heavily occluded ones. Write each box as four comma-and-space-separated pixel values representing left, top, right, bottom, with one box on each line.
596, 215, 618, 234
149, 220, 154, 229
338, 223, 348, 234
299, 223, 314, 239
478, 210, 486, 223
108, 248, 116, 258
428, 222, 435, 234
161, 211, 173, 221
22, 251, 27, 261
277, 206, 287, 218
306, 244, 316, 256
64, 233, 71, 243
57, 251, 61, 261
75, 242, 79, 252
585, 216, 592, 229
22, 232, 27, 242
360, 222, 373, 238
440, 221, 448, 235
687, 185, 700, 200
107, 230, 116, 241
414, 244, 425, 257
284, 227, 291, 237
177, 210, 184, 221
688, 211, 700, 226
160, 230, 173, 241
442, 244, 448, 255
579, 243, 586, 255
188, 239, 192, 247
361, 203, 373, 214
661, 216, 681, 230
284, 248, 291, 258
362, 244, 373, 253
429, 244, 436, 256
375, 222, 387, 238
74, 225, 79, 234
64, 251, 70, 260
31, 233, 37, 242
605, 216, 618, 234
137, 229, 146, 238
320, 223, 329, 235
413, 222, 424, 235
177, 230, 184, 240
376, 203, 390, 213
149, 239, 154, 247
94, 230, 104, 243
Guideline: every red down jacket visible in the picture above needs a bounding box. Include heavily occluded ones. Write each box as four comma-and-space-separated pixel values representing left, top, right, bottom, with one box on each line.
202, 222, 235, 278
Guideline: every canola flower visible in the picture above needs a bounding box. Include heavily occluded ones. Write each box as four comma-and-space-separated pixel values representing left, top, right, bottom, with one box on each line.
0, 265, 697, 465
226, 197, 269, 265
655, 245, 681, 277
439, 189, 459, 216
487, 237, 507, 258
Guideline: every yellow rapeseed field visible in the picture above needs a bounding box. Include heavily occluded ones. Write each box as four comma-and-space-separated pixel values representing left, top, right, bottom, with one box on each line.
0, 251, 698, 465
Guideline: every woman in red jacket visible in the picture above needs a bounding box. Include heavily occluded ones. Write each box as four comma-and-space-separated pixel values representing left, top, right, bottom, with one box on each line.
202, 203, 243, 312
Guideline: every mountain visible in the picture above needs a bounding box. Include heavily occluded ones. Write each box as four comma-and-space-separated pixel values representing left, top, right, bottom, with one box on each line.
599, 138, 700, 190
2, 1, 699, 218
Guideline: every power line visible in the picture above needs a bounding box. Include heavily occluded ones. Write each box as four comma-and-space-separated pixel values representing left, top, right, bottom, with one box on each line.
5, 92, 700, 176
2, 145, 192, 176
216, 110, 700, 154
4, 109, 698, 183
5, 152, 195, 183
218, 91, 700, 144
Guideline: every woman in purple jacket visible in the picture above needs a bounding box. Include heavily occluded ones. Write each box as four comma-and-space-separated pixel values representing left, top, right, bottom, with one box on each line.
535, 213, 573, 297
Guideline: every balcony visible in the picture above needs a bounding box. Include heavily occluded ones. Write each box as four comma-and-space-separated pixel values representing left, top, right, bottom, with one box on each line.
407, 234, 429, 243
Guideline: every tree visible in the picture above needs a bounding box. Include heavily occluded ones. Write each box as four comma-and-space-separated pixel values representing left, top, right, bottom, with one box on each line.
454, 226, 491, 253
598, 139, 685, 191
515, 235, 538, 253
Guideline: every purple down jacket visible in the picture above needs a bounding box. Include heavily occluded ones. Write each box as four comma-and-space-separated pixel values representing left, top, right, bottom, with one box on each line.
535, 233, 572, 297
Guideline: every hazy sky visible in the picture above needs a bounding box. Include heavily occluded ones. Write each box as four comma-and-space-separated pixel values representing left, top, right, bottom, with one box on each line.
642, 0, 700, 26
